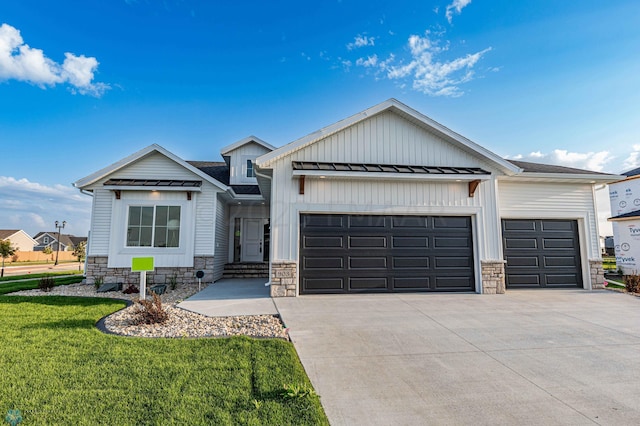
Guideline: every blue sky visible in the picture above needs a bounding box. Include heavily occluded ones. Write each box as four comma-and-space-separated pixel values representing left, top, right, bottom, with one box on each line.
1, 0, 639, 237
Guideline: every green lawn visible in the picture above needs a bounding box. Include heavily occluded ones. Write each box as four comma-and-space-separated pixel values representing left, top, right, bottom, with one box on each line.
0, 296, 328, 425
0, 271, 84, 283
0, 276, 85, 295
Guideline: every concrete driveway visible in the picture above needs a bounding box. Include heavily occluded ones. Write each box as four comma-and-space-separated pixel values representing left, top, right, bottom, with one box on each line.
274, 290, 640, 425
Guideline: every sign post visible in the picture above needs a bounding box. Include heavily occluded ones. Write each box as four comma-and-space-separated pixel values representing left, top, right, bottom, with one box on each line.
131, 257, 154, 299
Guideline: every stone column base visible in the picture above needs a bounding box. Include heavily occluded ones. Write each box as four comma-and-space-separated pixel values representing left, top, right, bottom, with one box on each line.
589, 259, 605, 289
270, 262, 297, 297
481, 260, 506, 294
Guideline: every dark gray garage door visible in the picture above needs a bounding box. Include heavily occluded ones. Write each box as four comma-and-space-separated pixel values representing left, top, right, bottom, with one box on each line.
502, 219, 582, 289
300, 214, 475, 294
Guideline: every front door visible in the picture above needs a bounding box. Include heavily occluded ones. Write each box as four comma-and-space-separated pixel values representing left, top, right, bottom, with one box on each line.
242, 218, 264, 262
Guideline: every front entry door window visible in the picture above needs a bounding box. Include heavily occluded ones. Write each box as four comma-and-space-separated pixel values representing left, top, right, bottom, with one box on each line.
242, 218, 263, 262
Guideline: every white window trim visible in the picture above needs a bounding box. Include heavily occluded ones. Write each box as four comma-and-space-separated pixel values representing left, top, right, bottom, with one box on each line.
125, 205, 181, 248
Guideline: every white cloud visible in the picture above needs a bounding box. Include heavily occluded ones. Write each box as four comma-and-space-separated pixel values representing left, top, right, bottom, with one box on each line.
623, 144, 640, 172
356, 31, 491, 97
347, 35, 375, 50
446, 0, 472, 24
0, 23, 109, 96
356, 55, 378, 67
0, 176, 91, 236
508, 149, 614, 172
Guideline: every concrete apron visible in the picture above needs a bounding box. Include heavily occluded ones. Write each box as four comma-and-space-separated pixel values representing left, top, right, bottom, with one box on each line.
274, 290, 640, 426
177, 278, 278, 317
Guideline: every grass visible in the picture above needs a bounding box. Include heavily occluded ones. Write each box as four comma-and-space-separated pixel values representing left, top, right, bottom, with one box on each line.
0, 276, 85, 295
0, 271, 84, 283
0, 296, 328, 425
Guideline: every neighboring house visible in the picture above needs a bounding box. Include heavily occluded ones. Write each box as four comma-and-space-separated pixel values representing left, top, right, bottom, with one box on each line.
0, 230, 37, 251
33, 232, 87, 252
74, 99, 622, 295
607, 167, 640, 274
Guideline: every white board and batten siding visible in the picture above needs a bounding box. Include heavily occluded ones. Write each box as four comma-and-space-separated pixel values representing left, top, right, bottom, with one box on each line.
85, 151, 223, 267
268, 111, 504, 263
227, 142, 272, 185
213, 196, 230, 281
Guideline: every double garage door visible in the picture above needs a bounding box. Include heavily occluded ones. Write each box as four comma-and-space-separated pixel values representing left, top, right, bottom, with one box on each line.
299, 214, 475, 294
299, 215, 583, 294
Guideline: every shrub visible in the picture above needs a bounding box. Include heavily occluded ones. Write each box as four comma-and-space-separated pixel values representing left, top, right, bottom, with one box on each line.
132, 293, 168, 325
624, 274, 640, 293
123, 284, 139, 294
93, 276, 104, 290
168, 273, 178, 290
38, 276, 55, 292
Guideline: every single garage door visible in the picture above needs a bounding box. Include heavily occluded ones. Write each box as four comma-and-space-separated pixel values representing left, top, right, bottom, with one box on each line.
502, 219, 582, 289
300, 214, 475, 294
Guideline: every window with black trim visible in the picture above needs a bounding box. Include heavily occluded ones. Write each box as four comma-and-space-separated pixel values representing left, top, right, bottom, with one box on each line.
246, 159, 256, 178
127, 205, 181, 247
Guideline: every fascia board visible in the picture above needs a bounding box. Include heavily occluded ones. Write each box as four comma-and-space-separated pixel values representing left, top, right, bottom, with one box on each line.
498, 173, 625, 184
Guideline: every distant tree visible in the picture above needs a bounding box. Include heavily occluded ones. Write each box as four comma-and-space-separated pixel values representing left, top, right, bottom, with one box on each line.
43, 246, 53, 262
72, 241, 86, 271
0, 239, 16, 278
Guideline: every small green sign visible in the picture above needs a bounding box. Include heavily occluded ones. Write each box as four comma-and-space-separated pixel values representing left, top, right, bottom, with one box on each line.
131, 257, 154, 272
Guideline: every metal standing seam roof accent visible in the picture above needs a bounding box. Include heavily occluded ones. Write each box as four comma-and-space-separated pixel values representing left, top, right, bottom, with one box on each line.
291, 161, 491, 175
103, 178, 202, 187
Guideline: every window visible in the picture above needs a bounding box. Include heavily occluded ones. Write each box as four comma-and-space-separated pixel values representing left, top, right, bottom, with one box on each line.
246, 159, 256, 178
44, 236, 49, 244
127, 206, 181, 247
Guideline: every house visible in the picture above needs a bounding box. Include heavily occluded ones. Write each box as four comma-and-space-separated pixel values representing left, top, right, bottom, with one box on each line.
0, 230, 37, 251
607, 166, 640, 274
33, 232, 87, 252
74, 99, 622, 295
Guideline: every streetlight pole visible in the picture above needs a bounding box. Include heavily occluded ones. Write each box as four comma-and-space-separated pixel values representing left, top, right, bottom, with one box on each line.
54, 220, 66, 266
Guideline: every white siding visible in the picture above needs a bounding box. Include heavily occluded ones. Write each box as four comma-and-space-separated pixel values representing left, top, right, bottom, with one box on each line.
293, 110, 494, 169
227, 142, 272, 185
87, 188, 113, 256
213, 196, 229, 281
85, 151, 224, 264
498, 180, 600, 290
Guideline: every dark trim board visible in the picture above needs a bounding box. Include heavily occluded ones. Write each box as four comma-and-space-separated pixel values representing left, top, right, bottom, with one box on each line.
502, 219, 583, 289
299, 214, 475, 294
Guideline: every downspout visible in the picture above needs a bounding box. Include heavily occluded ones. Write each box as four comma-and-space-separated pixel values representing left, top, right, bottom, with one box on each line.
255, 168, 273, 287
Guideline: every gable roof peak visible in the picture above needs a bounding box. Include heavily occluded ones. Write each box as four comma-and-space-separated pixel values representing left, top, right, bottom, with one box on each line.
220, 136, 275, 155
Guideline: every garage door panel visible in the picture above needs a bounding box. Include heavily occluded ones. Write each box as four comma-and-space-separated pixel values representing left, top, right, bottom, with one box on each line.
541, 220, 574, 231
304, 278, 344, 291
545, 274, 580, 286
393, 277, 430, 289
502, 219, 582, 289
506, 256, 539, 267
304, 236, 344, 248
505, 238, 537, 249
349, 215, 386, 228
349, 277, 387, 290
503, 220, 536, 231
349, 257, 387, 269
543, 238, 576, 249
300, 214, 474, 294
392, 257, 429, 269
434, 257, 471, 268
349, 236, 387, 248
392, 216, 428, 228
543, 256, 576, 267
433, 216, 471, 229
304, 215, 344, 228
435, 276, 474, 289
392, 236, 429, 248
304, 257, 344, 270
434, 237, 470, 248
